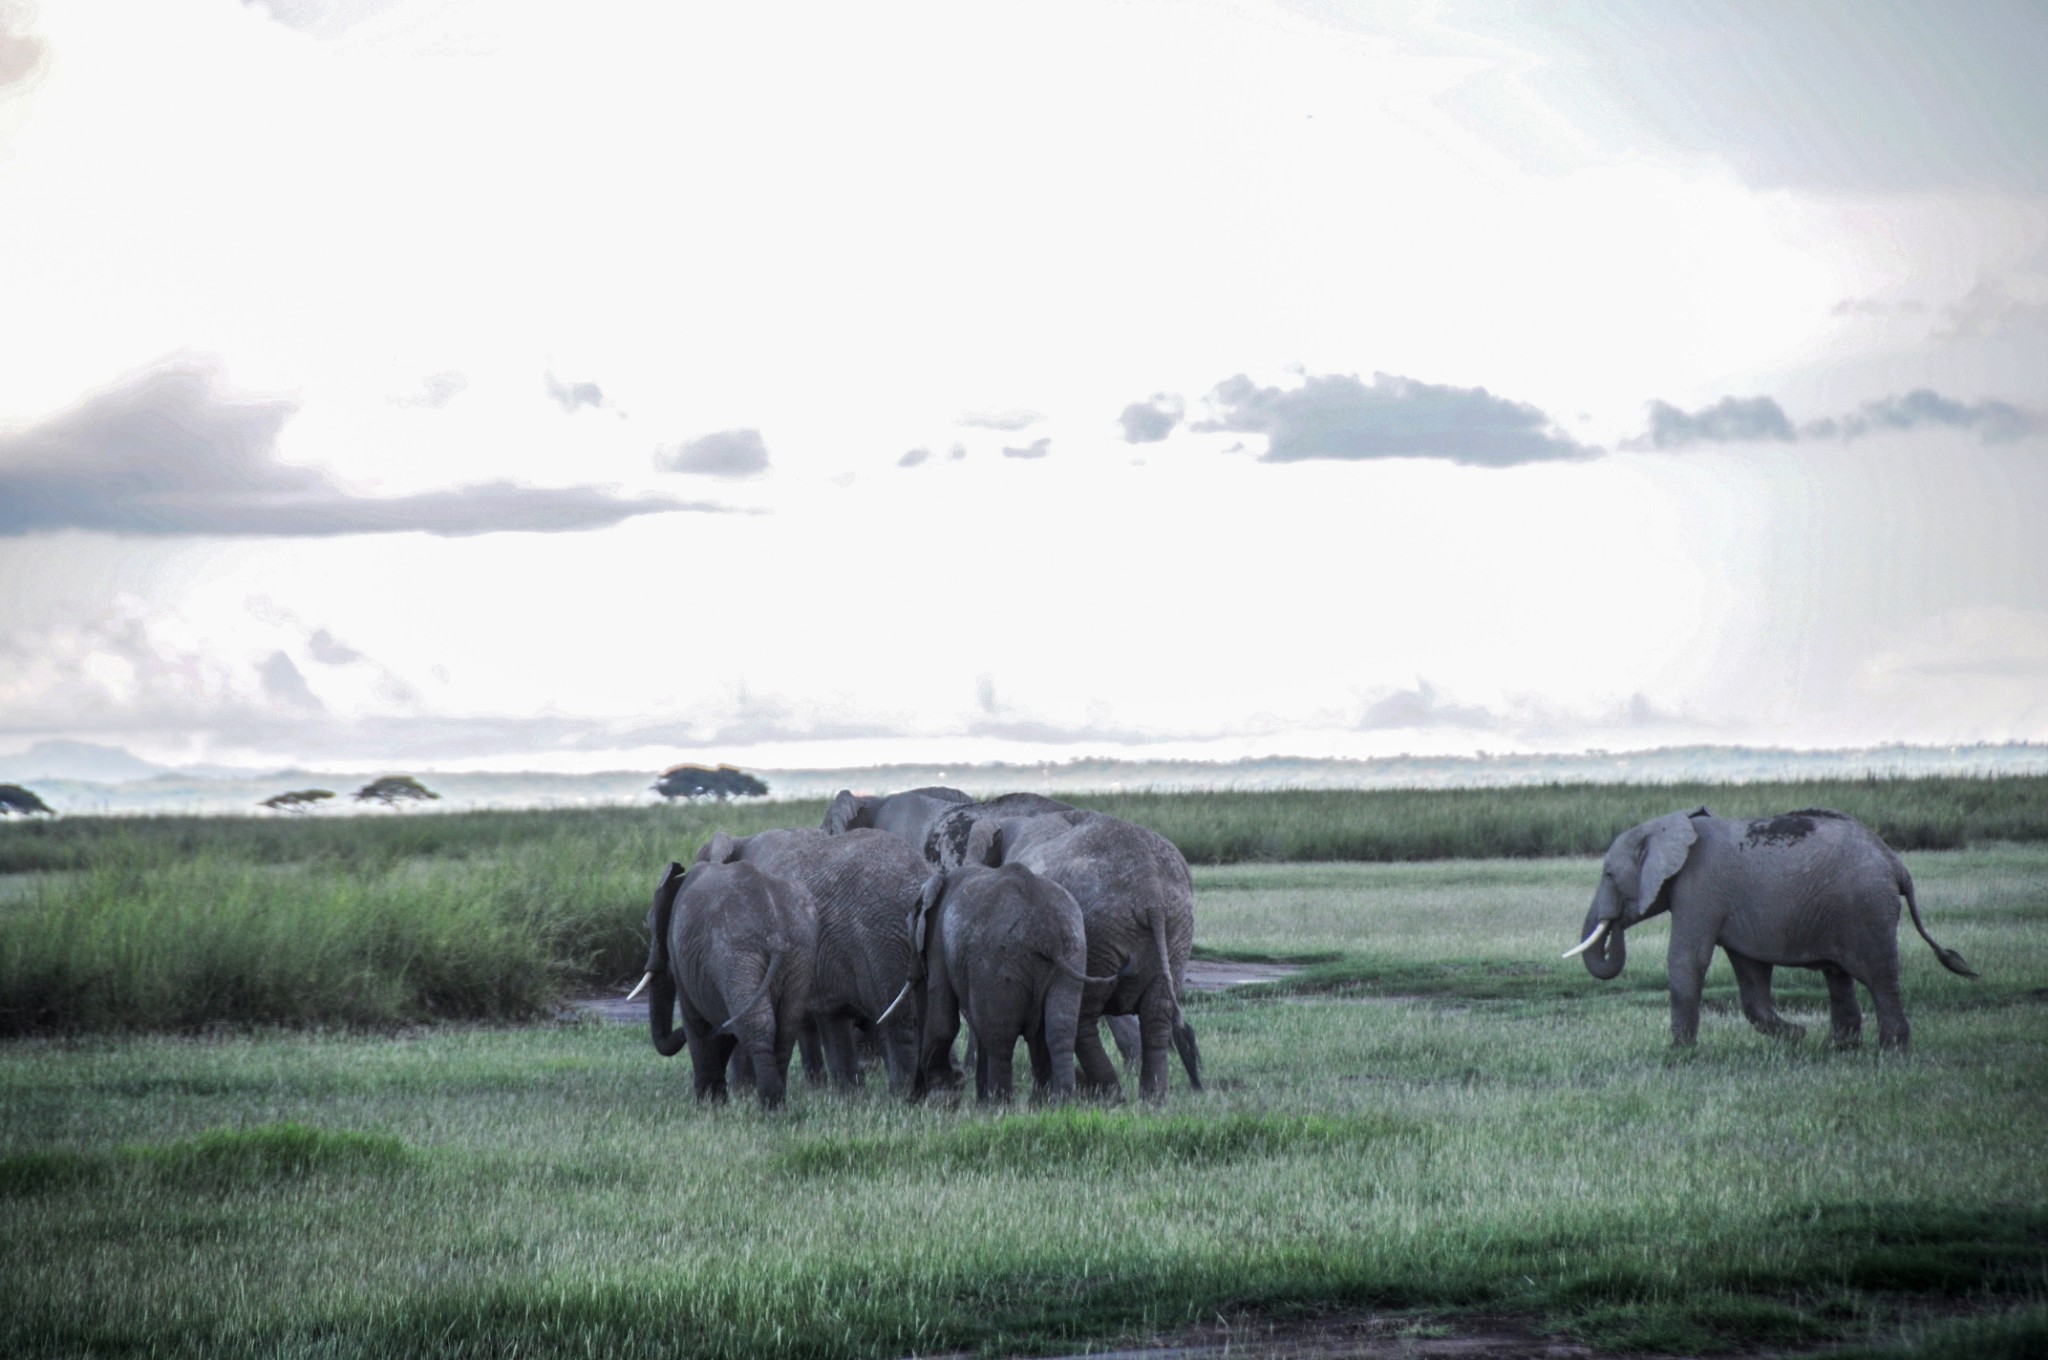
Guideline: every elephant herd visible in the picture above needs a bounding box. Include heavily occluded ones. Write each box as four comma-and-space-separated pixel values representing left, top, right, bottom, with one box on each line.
631, 792, 1981, 1107
629, 787, 1202, 1107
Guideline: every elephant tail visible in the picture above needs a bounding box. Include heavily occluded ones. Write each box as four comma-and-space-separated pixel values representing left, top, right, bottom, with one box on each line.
1047, 952, 1129, 988
1891, 848, 1978, 979
715, 954, 785, 1037
1148, 902, 1182, 1018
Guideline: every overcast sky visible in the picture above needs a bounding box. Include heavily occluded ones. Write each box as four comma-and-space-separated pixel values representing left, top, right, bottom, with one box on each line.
2, 0, 2044, 774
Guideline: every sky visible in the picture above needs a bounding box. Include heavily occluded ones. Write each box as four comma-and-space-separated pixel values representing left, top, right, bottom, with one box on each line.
1, 0, 2045, 775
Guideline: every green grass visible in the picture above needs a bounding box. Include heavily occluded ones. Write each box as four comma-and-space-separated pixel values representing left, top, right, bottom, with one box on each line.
4, 777, 2042, 1036
2, 848, 2042, 1357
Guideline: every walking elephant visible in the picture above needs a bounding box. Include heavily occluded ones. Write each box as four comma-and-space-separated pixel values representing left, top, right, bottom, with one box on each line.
908, 821, 1114, 1103
696, 826, 935, 1094
632, 834, 818, 1106
1565, 807, 1977, 1051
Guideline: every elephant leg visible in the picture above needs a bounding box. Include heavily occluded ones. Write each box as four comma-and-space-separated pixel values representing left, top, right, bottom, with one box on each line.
695, 1031, 737, 1102
1136, 991, 1175, 1102
1727, 949, 1803, 1042
1821, 964, 1863, 1048
1025, 1029, 1055, 1097
728, 1044, 756, 1091
977, 1021, 1020, 1104
797, 1019, 828, 1087
817, 1015, 862, 1090
877, 1017, 921, 1097
1105, 1014, 1141, 1069
1865, 959, 1911, 1053
1073, 1015, 1123, 1099
1665, 937, 1716, 1047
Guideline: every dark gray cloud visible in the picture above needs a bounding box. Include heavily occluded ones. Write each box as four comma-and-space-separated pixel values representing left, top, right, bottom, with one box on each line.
1627, 388, 2043, 450
393, 370, 468, 410
1196, 371, 1594, 466
897, 447, 930, 468
0, 361, 725, 538
546, 372, 606, 413
959, 409, 1042, 432
655, 428, 770, 477
1001, 438, 1051, 460
1119, 395, 1183, 444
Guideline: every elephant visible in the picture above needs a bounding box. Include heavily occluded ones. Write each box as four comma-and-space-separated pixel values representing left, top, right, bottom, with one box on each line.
823, 785, 973, 847
907, 821, 1115, 1103
1565, 807, 1977, 1051
930, 796, 1201, 1101
631, 833, 818, 1106
694, 826, 935, 1095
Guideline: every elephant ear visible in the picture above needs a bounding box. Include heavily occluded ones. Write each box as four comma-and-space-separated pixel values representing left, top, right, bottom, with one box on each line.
705, 831, 737, 864
822, 790, 865, 834
1635, 812, 1699, 920
965, 818, 1002, 867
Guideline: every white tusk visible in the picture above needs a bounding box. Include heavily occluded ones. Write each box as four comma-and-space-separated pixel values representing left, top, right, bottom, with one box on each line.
873, 979, 914, 1026
625, 972, 654, 1002
1561, 921, 1610, 959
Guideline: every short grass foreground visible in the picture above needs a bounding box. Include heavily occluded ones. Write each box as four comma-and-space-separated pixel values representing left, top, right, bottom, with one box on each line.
3, 850, 2043, 1358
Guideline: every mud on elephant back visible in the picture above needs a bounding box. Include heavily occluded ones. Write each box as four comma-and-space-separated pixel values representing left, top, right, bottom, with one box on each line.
1566, 807, 1977, 1052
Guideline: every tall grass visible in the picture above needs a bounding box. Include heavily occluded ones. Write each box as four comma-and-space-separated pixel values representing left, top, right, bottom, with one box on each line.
2, 848, 2042, 1357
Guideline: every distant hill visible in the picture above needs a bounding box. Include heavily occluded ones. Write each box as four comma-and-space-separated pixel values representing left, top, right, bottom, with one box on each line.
1, 742, 2043, 817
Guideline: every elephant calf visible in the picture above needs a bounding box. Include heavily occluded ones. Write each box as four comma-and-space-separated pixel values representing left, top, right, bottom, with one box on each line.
632, 834, 818, 1106
909, 823, 1110, 1103
1566, 807, 1977, 1051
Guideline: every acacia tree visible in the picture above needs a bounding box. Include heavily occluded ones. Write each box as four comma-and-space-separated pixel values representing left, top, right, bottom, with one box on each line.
352, 775, 441, 808
651, 764, 769, 801
261, 789, 336, 814
0, 784, 55, 816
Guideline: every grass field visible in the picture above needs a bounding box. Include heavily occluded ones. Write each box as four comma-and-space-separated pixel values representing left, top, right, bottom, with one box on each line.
3, 828, 2043, 1357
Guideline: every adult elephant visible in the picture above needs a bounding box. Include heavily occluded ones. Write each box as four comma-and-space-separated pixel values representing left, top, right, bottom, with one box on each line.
908, 821, 1114, 1103
825, 788, 1196, 1095
1565, 807, 1977, 1051
632, 834, 818, 1106
695, 826, 932, 1094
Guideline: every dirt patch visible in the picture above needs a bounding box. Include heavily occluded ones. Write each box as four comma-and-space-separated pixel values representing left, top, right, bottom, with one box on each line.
568, 957, 1304, 1024
936, 1312, 1600, 1360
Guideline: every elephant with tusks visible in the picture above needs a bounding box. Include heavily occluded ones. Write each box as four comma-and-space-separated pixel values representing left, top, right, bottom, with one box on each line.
1566, 807, 1976, 1051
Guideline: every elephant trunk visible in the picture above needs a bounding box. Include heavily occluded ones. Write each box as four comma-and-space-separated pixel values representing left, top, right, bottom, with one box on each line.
1575, 898, 1627, 981
647, 968, 687, 1057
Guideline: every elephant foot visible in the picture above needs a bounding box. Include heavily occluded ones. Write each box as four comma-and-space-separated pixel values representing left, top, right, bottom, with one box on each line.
1830, 1031, 1863, 1051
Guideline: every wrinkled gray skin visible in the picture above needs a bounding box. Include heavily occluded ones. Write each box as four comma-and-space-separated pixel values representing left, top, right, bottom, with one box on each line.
915, 794, 1199, 1101
909, 823, 1102, 1103
643, 836, 818, 1106
1574, 807, 1977, 1051
696, 827, 932, 1094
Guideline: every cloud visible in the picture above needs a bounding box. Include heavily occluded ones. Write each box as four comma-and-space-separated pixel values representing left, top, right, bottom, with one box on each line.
0, 0, 46, 95
1627, 388, 2043, 450
1939, 270, 2048, 341
1001, 437, 1051, 460
546, 372, 607, 413
392, 370, 468, 409
1623, 396, 1796, 451
305, 629, 363, 666
897, 447, 930, 468
0, 360, 725, 538
655, 428, 771, 477
1355, 680, 1499, 732
258, 651, 323, 711
1195, 371, 1594, 466
1118, 395, 1183, 444
959, 409, 1042, 432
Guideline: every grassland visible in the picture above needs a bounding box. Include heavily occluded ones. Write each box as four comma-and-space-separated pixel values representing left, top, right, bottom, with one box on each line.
3, 796, 2044, 1357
